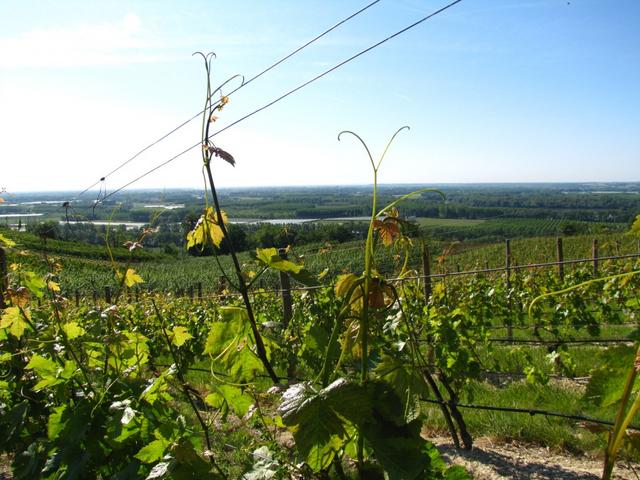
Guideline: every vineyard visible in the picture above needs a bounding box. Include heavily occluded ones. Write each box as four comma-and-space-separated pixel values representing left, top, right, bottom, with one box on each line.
2, 215, 640, 478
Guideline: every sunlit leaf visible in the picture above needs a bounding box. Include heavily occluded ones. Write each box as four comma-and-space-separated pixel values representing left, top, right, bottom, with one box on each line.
122, 268, 144, 288
0, 306, 30, 339
255, 247, 319, 286
62, 321, 85, 340
170, 326, 192, 347
186, 207, 227, 249
630, 214, 640, 239
373, 216, 401, 247
0, 233, 16, 247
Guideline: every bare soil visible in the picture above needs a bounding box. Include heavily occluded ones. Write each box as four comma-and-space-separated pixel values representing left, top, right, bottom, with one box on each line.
432, 436, 639, 480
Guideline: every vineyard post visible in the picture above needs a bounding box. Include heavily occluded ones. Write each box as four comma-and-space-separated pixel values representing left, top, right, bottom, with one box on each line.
135, 287, 139, 303
92, 290, 97, 305
218, 276, 226, 294
197, 282, 202, 302
75, 289, 80, 308
278, 248, 293, 327
105, 286, 111, 304
557, 237, 564, 281
592, 238, 599, 275
0, 246, 7, 309
505, 239, 512, 343
422, 243, 432, 301
188, 285, 194, 303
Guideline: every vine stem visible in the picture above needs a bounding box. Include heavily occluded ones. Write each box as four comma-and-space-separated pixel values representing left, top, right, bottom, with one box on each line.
195, 52, 279, 385
203, 163, 279, 384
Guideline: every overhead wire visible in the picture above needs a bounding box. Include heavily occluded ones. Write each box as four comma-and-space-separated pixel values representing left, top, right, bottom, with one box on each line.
69, 0, 383, 202
95, 0, 465, 204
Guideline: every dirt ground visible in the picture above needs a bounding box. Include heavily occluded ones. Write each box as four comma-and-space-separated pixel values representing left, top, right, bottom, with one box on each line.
433, 436, 639, 480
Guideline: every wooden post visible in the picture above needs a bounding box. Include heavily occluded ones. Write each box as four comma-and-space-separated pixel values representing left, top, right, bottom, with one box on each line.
75, 289, 80, 308
135, 287, 139, 302
197, 282, 202, 302
278, 248, 293, 327
92, 290, 97, 304
422, 243, 432, 302
592, 239, 599, 275
505, 240, 511, 289
188, 286, 194, 303
456, 264, 460, 273
218, 276, 226, 294
105, 286, 111, 304
0, 247, 7, 309
556, 237, 564, 282
505, 239, 512, 343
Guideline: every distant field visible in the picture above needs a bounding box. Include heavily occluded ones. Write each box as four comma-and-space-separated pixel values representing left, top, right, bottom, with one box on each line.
415, 217, 486, 227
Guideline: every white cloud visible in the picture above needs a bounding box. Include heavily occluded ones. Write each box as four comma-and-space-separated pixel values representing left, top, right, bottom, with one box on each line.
0, 13, 168, 69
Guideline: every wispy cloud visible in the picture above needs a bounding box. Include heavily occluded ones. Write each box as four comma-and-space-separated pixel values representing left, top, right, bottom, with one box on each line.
0, 13, 170, 69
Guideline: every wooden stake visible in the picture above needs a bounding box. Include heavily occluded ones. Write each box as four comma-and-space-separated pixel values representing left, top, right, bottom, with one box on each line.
557, 237, 564, 282
278, 248, 293, 327
422, 243, 432, 302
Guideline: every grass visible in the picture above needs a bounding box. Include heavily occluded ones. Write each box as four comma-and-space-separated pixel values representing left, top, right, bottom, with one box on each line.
422, 379, 610, 455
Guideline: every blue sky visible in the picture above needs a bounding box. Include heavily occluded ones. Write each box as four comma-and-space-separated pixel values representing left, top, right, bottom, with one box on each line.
1, 0, 638, 192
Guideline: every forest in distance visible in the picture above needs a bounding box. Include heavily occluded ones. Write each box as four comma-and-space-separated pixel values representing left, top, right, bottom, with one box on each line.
1, 183, 639, 254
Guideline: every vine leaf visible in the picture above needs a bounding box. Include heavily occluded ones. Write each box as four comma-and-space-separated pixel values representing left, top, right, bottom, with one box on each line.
254, 247, 319, 286
62, 321, 85, 340
0, 307, 31, 339
205, 385, 253, 418
373, 208, 401, 247
122, 268, 144, 288
187, 207, 227, 249
204, 307, 265, 381
0, 233, 16, 247
373, 355, 427, 423
630, 214, 640, 239
585, 346, 640, 407
170, 326, 192, 347
278, 379, 371, 471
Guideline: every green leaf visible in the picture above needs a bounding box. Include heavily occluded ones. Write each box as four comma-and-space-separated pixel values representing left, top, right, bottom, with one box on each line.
255, 248, 319, 287
374, 355, 428, 422
62, 321, 85, 340
585, 346, 640, 407
279, 379, 372, 471
629, 214, 640, 239
48, 405, 68, 440
205, 385, 253, 418
204, 307, 248, 356
0, 306, 30, 339
25, 354, 62, 390
135, 439, 170, 464
23, 271, 46, 298
170, 326, 193, 347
